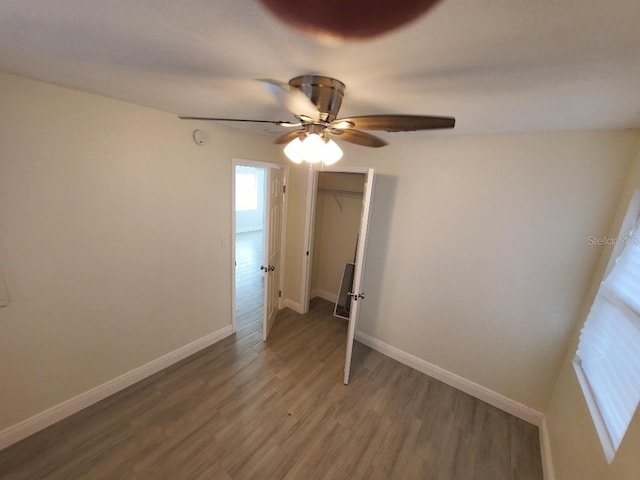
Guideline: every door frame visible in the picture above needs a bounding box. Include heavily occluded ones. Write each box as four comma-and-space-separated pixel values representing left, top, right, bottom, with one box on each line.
300, 166, 372, 314
231, 158, 289, 334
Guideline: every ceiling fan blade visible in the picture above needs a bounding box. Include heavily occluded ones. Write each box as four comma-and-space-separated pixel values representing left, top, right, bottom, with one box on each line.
332, 115, 455, 132
178, 116, 300, 127
326, 128, 387, 148
258, 79, 321, 121
274, 129, 305, 145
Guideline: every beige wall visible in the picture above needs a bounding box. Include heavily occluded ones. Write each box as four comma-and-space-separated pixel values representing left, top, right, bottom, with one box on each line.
0, 73, 279, 430
311, 172, 365, 299
283, 130, 638, 412
545, 147, 640, 479
2, 71, 640, 477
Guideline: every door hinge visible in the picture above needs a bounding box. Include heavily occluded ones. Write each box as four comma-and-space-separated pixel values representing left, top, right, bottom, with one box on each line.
306, 250, 309, 256
283, 185, 286, 194
278, 290, 282, 298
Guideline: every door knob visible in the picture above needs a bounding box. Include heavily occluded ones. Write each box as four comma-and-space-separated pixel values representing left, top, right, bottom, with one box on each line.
347, 292, 365, 301
268, 265, 275, 272
260, 265, 266, 271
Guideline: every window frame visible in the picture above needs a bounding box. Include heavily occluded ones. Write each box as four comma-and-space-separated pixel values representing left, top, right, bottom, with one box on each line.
573, 188, 640, 463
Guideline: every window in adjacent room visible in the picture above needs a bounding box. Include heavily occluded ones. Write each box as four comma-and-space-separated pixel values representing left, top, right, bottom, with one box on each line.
236, 170, 259, 212
574, 189, 640, 463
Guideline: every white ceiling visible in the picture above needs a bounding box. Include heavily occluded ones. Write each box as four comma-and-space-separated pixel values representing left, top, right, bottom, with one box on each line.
1, 0, 639, 137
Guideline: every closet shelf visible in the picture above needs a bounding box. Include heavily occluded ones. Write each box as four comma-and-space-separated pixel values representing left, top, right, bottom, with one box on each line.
318, 188, 363, 198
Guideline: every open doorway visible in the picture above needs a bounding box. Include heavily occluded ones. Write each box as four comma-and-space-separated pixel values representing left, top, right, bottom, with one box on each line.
234, 164, 266, 335
310, 172, 366, 313
301, 166, 375, 384
232, 159, 288, 340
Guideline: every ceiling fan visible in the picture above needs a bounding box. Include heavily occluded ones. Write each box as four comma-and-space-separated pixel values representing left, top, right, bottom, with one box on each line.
179, 75, 455, 164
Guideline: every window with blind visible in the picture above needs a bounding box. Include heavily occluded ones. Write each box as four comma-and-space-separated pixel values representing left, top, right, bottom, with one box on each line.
574, 189, 640, 463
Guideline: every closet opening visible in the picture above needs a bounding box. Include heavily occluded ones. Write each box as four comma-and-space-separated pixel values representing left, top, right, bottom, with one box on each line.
309, 171, 365, 318
301, 166, 375, 384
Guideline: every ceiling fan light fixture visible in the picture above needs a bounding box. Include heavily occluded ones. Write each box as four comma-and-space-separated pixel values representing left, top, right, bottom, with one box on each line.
301, 133, 326, 164
283, 133, 343, 165
283, 137, 305, 164
321, 138, 343, 166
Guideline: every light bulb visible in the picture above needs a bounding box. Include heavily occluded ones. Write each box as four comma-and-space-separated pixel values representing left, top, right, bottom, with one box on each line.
301, 133, 325, 163
322, 139, 343, 165
284, 137, 304, 164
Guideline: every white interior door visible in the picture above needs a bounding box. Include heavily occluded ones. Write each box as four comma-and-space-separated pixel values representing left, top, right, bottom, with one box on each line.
344, 168, 375, 384
263, 167, 285, 340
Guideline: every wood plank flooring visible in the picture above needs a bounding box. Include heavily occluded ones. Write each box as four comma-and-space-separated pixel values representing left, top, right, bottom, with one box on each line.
0, 298, 543, 479
235, 230, 264, 332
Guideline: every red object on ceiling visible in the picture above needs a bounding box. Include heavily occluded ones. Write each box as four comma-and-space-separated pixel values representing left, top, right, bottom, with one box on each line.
259, 0, 442, 41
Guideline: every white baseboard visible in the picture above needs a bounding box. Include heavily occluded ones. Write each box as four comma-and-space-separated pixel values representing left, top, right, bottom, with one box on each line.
236, 227, 262, 234
282, 298, 304, 314
0, 325, 233, 451
539, 416, 556, 480
354, 330, 543, 426
311, 289, 338, 303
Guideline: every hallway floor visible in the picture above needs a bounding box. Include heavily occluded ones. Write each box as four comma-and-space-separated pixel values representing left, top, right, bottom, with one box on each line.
235, 230, 263, 333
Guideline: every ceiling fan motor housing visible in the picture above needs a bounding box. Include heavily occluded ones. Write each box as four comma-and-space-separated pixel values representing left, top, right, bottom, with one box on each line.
289, 75, 345, 122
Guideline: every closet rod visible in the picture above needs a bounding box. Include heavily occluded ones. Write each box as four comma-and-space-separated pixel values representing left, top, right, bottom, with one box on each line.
318, 188, 363, 198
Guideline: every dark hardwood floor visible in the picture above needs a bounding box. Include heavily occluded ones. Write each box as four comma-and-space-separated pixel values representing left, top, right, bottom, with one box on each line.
0, 298, 543, 479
